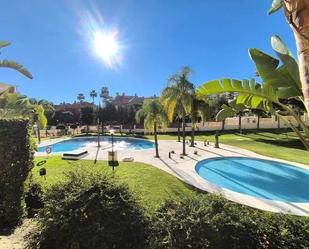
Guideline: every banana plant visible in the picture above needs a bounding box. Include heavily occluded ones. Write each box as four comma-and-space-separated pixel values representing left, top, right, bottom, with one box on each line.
0, 41, 32, 94
268, 0, 309, 113
216, 99, 247, 134
197, 36, 309, 150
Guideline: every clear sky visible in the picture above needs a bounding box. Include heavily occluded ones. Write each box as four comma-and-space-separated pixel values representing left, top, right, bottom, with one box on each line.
1, 0, 296, 104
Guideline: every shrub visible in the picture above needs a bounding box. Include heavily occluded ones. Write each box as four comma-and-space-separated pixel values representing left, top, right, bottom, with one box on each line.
0, 119, 34, 233
24, 181, 44, 217
27, 171, 149, 249
150, 194, 309, 249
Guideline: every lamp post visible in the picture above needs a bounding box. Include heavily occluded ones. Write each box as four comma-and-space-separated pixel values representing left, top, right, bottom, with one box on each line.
97, 118, 101, 147
110, 129, 115, 172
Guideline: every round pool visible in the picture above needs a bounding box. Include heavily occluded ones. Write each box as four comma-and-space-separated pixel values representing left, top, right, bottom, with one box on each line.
195, 157, 309, 203
38, 136, 154, 153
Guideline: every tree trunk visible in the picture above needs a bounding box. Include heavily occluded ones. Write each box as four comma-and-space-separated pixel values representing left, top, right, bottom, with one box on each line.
239, 113, 242, 134
182, 119, 186, 155
154, 122, 159, 158
257, 114, 260, 129
177, 118, 181, 142
190, 121, 195, 147
221, 119, 225, 131
284, 0, 309, 113
37, 125, 41, 144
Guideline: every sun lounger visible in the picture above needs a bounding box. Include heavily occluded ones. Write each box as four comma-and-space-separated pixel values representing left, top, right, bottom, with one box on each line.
122, 157, 134, 162
62, 150, 88, 160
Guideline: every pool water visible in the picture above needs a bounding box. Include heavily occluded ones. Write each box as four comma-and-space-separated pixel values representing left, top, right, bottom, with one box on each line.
195, 157, 309, 203
38, 136, 154, 153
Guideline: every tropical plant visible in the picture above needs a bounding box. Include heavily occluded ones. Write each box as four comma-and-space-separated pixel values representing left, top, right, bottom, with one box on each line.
135, 99, 169, 158
161, 66, 195, 155
100, 86, 112, 106
189, 96, 210, 146
268, 0, 309, 114
197, 36, 309, 150
90, 90, 97, 104
77, 93, 85, 103
80, 106, 94, 134
216, 99, 247, 134
0, 41, 32, 94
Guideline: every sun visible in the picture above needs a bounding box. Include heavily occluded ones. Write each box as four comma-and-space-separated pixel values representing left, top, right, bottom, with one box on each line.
93, 30, 120, 68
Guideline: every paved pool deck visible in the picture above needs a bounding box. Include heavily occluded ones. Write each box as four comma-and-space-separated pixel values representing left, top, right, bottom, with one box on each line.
36, 137, 309, 216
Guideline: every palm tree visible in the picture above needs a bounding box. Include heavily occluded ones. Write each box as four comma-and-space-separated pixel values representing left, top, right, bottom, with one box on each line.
77, 93, 85, 104
135, 99, 169, 158
90, 90, 97, 104
189, 96, 209, 147
161, 66, 195, 155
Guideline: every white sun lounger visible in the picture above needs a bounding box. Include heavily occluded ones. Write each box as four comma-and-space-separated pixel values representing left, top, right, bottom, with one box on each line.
62, 150, 88, 160
122, 157, 134, 162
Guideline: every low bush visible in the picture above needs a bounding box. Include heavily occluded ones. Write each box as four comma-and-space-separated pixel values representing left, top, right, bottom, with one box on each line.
27, 171, 149, 249
150, 194, 309, 249
24, 181, 44, 217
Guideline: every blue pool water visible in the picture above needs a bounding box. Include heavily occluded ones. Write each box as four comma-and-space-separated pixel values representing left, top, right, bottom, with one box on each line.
195, 157, 309, 203
38, 136, 154, 153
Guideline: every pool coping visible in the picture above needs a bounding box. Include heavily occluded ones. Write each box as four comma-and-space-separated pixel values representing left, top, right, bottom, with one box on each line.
35, 137, 309, 216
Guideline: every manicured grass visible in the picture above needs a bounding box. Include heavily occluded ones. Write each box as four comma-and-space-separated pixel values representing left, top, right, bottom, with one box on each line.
144, 130, 309, 165
31, 156, 198, 214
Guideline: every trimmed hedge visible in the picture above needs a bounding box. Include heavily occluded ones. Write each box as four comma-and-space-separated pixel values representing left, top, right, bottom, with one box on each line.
0, 119, 34, 232
27, 171, 149, 249
150, 194, 309, 249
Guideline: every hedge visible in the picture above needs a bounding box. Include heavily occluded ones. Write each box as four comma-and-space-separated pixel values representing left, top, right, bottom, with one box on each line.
150, 194, 309, 249
0, 119, 34, 232
27, 171, 149, 249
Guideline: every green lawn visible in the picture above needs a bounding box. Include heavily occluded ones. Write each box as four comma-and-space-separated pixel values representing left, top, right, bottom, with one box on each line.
31, 156, 198, 214
144, 130, 309, 166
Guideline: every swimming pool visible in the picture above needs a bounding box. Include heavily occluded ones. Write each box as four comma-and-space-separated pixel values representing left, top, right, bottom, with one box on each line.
195, 157, 309, 203
38, 136, 154, 153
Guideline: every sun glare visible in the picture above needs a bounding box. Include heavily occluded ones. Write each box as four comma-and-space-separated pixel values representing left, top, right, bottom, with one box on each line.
93, 30, 121, 68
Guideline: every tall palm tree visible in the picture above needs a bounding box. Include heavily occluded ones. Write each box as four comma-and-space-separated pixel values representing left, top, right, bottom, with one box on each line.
135, 99, 169, 158
90, 90, 97, 104
161, 66, 195, 155
189, 96, 210, 147
77, 93, 85, 104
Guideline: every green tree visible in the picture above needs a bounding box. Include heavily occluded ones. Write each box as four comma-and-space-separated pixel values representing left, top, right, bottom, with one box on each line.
80, 106, 94, 134
90, 90, 97, 104
189, 96, 210, 146
77, 93, 85, 103
135, 99, 169, 158
161, 66, 195, 155
100, 86, 112, 106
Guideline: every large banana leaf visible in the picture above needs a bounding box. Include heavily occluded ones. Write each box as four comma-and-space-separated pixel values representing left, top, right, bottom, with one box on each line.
0, 59, 33, 79
197, 78, 277, 109
216, 104, 235, 121
0, 41, 10, 49
271, 35, 301, 89
249, 47, 302, 99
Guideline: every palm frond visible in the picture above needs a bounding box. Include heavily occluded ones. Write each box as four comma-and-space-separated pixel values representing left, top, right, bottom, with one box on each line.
0, 59, 33, 79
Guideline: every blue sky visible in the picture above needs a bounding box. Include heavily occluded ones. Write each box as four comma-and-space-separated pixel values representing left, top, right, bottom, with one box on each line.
1, 0, 295, 104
